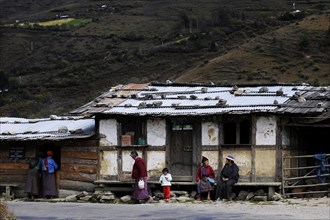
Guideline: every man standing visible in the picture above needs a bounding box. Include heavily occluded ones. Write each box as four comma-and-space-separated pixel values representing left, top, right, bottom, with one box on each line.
130, 150, 152, 203
216, 155, 239, 201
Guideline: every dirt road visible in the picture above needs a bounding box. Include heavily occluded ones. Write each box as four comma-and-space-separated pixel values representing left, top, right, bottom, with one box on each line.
7, 197, 330, 220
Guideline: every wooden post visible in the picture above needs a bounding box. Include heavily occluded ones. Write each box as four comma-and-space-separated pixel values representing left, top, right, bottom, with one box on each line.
251, 115, 257, 182
218, 119, 224, 173
5, 186, 11, 199
276, 120, 283, 182
193, 121, 201, 182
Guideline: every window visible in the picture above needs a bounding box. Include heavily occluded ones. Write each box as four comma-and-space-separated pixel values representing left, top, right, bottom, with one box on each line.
223, 118, 251, 144
120, 117, 145, 145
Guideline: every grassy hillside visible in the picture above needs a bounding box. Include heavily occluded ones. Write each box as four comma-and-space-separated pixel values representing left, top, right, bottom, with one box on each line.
0, 0, 329, 117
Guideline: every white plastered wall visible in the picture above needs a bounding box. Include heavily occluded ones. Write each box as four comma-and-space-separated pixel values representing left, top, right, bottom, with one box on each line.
147, 151, 166, 177
99, 119, 118, 146
147, 119, 166, 146
201, 122, 219, 146
201, 151, 219, 173
256, 116, 277, 145
100, 151, 118, 176
122, 150, 143, 172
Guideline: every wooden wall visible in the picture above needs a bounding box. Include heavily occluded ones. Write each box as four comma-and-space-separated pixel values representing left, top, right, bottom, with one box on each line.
0, 138, 98, 197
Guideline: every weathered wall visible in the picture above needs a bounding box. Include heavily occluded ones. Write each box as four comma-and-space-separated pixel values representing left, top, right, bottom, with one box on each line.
147, 151, 165, 177
256, 116, 276, 145
99, 119, 117, 146
201, 122, 218, 146
0, 144, 30, 184
255, 148, 276, 177
0, 139, 98, 196
122, 150, 142, 172
201, 150, 219, 174
147, 119, 166, 146
222, 148, 251, 178
100, 150, 118, 176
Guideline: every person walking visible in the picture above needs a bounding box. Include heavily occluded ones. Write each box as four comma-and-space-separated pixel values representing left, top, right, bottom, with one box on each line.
159, 168, 172, 202
216, 155, 239, 201
130, 150, 152, 204
196, 156, 215, 201
42, 150, 58, 199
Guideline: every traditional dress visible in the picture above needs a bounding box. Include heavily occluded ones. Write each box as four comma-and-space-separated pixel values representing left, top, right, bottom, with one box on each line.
196, 165, 215, 193
131, 157, 150, 201
42, 155, 58, 197
216, 162, 239, 199
24, 158, 41, 197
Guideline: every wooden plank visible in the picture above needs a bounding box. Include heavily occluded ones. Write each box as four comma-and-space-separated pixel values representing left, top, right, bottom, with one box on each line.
193, 121, 201, 182
60, 172, 96, 183
0, 163, 29, 169
0, 175, 26, 183
284, 174, 330, 181
251, 115, 256, 182
59, 180, 95, 192
236, 182, 281, 186
61, 151, 97, 160
285, 190, 329, 196
95, 187, 132, 192
0, 169, 28, 175
61, 158, 97, 165
284, 183, 330, 189
62, 146, 98, 152
61, 164, 97, 174
275, 122, 282, 182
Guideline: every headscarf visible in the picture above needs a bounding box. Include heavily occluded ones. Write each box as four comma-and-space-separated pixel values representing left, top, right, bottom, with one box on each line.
226, 155, 235, 162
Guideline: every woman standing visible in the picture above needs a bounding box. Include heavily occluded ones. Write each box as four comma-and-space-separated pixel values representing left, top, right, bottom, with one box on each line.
24, 153, 43, 200
130, 150, 152, 204
196, 156, 215, 201
42, 151, 58, 199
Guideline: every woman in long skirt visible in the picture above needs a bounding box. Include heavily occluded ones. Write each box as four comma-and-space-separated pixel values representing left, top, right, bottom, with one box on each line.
42, 151, 58, 198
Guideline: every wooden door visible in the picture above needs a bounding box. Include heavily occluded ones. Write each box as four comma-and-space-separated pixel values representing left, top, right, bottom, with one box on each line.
170, 123, 193, 181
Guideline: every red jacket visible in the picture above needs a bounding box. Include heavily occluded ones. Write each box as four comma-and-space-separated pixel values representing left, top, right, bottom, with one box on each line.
196, 165, 215, 181
131, 157, 147, 179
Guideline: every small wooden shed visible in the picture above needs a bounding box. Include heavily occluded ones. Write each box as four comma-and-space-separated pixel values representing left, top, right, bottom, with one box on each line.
0, 116, 97, 198
71, 82, 329, 195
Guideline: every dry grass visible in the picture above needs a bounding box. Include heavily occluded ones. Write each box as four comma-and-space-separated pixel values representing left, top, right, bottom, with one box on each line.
0, 201, 16, 220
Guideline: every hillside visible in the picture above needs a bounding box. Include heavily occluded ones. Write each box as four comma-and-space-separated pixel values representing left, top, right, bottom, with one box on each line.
0, 0, 329, 117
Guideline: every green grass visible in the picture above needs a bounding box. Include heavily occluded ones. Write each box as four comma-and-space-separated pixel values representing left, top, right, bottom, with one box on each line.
67, 19, 92, 27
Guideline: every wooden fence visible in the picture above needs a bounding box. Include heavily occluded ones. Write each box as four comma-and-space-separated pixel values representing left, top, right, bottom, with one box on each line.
282, 154, 330, 197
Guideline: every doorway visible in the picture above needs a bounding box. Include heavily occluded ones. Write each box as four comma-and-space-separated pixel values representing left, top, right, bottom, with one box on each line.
170, 122, 193, 181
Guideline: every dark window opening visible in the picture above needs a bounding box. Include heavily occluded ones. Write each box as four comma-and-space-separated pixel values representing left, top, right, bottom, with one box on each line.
240, 120, 250, 144
120, 117, 145, 145
224, 122, 236, 144
223, 118, 251, 145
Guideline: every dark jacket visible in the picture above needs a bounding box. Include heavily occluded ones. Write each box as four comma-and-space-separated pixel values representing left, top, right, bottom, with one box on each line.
220, 163, 239, 181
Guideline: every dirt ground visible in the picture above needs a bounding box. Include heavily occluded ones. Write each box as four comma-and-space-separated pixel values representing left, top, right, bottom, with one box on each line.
5, 196, 330, 220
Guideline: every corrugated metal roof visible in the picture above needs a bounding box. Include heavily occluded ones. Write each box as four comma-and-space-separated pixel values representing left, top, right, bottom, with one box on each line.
70, 83, 330, 116
277, 86, 330, 115
0, 116, 95, 141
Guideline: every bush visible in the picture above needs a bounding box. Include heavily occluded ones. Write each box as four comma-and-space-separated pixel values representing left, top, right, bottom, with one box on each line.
0, 201, 16, 220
